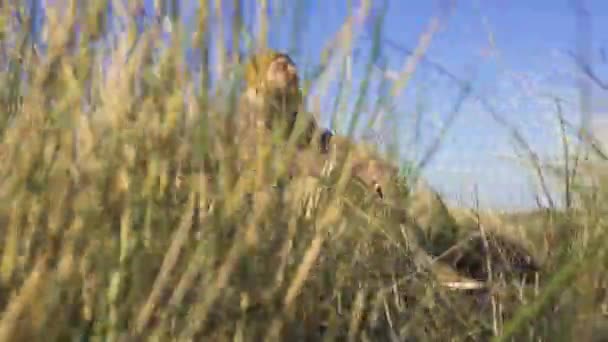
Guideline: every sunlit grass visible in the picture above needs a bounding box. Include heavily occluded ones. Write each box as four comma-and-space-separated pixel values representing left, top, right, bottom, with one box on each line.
0, 2, 606, 341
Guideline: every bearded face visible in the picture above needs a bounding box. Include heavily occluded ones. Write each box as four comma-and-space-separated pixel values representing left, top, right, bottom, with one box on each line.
243, 51, 302, 116
262, 55, 301, 118
264, 54, 299, 94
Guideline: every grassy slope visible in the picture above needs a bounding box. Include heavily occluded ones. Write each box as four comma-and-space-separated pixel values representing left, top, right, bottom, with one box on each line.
0, 6, 606, 342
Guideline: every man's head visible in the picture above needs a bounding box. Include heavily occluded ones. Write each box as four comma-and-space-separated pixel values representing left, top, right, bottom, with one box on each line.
244, 49, 301, 102
241, 49, 305, 139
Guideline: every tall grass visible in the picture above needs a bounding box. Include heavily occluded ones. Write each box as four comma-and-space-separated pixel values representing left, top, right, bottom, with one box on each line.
0, 1, 606, 341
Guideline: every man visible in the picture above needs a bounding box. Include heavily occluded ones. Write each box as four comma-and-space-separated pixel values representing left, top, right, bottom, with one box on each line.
238, 49, 333, 153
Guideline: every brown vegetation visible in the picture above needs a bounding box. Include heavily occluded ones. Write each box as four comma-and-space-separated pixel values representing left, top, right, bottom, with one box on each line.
0, 5, 606, 341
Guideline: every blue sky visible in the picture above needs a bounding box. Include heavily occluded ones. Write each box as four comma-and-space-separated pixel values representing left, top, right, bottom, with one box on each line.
36, 0, 608, 210
189, 0, 608, 210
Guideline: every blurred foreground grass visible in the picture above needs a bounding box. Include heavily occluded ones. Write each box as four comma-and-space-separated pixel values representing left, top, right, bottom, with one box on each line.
0, 2, 607, 341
